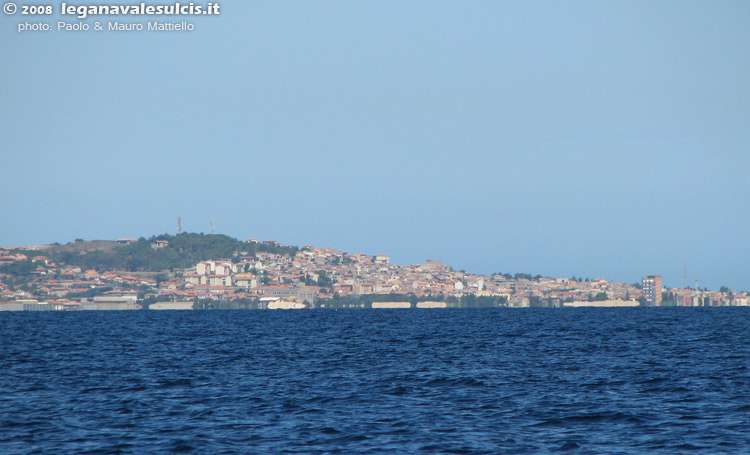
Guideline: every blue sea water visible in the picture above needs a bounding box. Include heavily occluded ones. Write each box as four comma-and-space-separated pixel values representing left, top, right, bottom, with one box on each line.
1, 308, 749, 454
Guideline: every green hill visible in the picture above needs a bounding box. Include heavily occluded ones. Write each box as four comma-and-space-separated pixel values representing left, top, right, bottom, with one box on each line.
50, 233, 298, 272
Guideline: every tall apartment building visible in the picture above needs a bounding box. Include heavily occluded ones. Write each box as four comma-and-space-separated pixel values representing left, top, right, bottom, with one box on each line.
642, 275, 663, 306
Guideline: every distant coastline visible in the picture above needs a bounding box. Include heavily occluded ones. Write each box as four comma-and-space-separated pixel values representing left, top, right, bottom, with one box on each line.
1, 233, 747, 311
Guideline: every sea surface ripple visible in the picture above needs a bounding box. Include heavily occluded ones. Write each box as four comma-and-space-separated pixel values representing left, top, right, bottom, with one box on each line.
1, 308, 749, 454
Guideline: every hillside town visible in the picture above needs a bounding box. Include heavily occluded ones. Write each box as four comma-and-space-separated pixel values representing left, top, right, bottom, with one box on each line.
1, 236, 748, 311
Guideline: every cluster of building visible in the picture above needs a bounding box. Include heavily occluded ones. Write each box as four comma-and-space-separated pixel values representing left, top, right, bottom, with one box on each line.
1, 242, 748, 311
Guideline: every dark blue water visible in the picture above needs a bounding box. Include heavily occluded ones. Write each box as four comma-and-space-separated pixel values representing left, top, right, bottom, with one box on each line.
2, 308, 749, 454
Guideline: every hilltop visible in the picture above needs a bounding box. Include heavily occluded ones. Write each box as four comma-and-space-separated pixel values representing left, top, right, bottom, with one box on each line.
40, 233, 298, 272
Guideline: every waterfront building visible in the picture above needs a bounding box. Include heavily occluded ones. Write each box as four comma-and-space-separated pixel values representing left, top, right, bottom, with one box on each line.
643, 275, 663, 306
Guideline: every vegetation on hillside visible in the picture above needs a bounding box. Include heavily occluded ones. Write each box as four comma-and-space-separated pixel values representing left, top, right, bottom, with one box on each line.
49, 233, 298, 272
0, 260, 36, 276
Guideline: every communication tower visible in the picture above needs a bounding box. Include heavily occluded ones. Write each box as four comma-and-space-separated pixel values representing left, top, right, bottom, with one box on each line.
683, 263, 687, 289
177, 216, 182, 234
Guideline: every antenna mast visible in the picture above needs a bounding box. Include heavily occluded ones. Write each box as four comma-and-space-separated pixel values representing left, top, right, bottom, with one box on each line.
683, 263, 687, 289
177, 216, 182, 234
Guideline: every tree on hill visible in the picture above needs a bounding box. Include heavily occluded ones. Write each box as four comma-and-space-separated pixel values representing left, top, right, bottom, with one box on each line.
0, 260, 35, 276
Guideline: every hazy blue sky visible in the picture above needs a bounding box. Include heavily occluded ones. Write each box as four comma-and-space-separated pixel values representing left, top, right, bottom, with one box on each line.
2, 2, 748, 291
